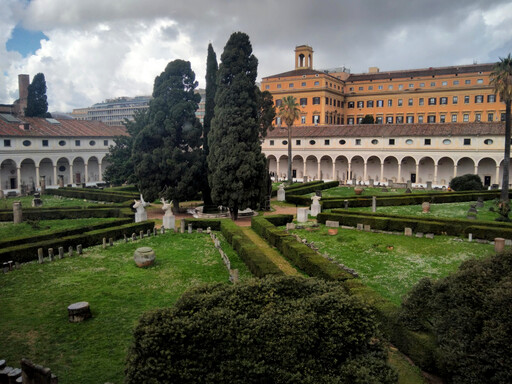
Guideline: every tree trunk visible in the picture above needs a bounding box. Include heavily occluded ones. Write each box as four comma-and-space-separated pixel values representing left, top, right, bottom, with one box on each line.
230, 203, 238, 221
501, 100, 511, 204
287, 125, 292, 183
172, 199, 179, 215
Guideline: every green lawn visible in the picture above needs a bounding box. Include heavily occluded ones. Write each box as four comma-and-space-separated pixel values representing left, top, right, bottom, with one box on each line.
0, 218, 122, 239
350, 199, 499, 222
0, 195, 108, 210
288, 225, 494, 305
0, 232, 251, 384
307, 186, 447, 198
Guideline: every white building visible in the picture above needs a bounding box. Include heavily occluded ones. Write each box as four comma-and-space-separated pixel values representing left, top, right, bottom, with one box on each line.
0, 114, 126, 193
263, 122, 511, 188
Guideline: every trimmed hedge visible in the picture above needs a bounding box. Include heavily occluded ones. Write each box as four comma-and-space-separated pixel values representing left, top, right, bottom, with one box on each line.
183, 218, 222, 231
0, 221, 155, 264
0, 218, 132, 248
46, 188, 136, 203
285, 180, 340, 197
0, 207, 133, 222
251, 215, 354, 281
271, 180, 324, 197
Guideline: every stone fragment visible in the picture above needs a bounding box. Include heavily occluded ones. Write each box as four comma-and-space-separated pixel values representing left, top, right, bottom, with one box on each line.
404, 228, 413, 236
325, 220, 339, 228
357, 223, 364, 231
495, 237, 505, 253
297, 207, 308, 223
38, 248, 44, 264
425, 233, 435, 239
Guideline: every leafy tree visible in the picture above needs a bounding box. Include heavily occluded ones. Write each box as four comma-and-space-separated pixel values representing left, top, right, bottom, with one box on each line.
126, 276, 397, 384
25, 73, 50, 117
277, 95, 301, 183
256, 88, 275, 137
131, 60, 203, 205
207, 32, 267, 220
490, 54, 512, 206
399, 251, 512, 383
448, 173, 484, 191
361, 114, 375, 124
103, 109, 147, 185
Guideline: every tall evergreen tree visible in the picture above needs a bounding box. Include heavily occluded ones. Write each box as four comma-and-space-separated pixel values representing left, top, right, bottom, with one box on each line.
207, 32, 266, 220
256, 88, 275, 137
25, 73, 50, 117
202, 43, 218, 206
131, 60, 203, 205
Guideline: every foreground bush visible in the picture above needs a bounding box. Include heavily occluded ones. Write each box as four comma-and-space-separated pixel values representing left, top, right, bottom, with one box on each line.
126, 276, 397, 384
399, 251, 512, 383
449, 174, 484, 191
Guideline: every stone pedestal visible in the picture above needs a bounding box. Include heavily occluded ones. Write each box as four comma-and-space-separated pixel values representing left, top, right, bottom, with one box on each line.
163, 215, 175, 230
58, 175, 64, 188
68, 302, 92, 322
13, 202, 22, 224
426, 181, 432, 190
277, 185, 285, 201
310, 202, 321, 217
407, 180, 412, 189
422, 201, 430, 213
297, 207, 309, 223
372, 196, 377, 213
303, 175, 308, 183
369, 179, 374, 187
135, 210, 147, 223
134, 247, 156, 267
180, 220, 185, 233
40, 176, 46, 194
495, 237, 505, 253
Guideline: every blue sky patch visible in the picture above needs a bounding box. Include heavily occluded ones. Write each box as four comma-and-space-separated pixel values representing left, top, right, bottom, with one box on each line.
6, 25, 48, 57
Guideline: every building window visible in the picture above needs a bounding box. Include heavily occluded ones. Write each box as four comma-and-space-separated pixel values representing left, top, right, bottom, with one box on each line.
4, 139, 11, 147
419, 98, 424, 106
453, 96, 458, 104
22, 140, 31, 147
424, 138, 431, 145
90, 140, 96, 146
406, 139, 414, 145
398, 99, 403, 106
475, 95, 483, 103
408, 98, 413, 106
452, 114, 458, 122
427, 115, 436, 123
442, 81, 447, 86
419, 82, 425, 87
502, 113, 506, 121
301, 82, 306, 87
277, 84, 281, 89
389, 138, 395, 145
367, 100, 374, 108
348, 101, 354, 108
325, 97, 329, 105
406, 116, 414, 123
314, 81, 319, 86
409, 83, 414, 88
301, 116, 306, 124
440, 97, 448, 105
386, 116, 393, 124
309, 140, 316, 145
75, 140, 81, 146
398, 84, 404, 90
465, 80, 471, 84
464, 138, 471, 145
428, 97, 436, 105
371, 139, 379, 144
376, 116, 383, 124
339, 139, 346, 145
269, 140, 274, 146
488, 94, 496, 103
276, 117, 282, 125
388, 99, 392, 107
357, 101, 364, 108
484, 139, 494, 145
477, 79, 483, 84
313, 115, 320, 124
453, 80, 459, 85
357, 117, 363, 124
443, 139, 452, 145
418, 115, 424, 123
42, 139, 48, 147
377, 100, 383, 107
488, 113, 494, 122
349, 87, 354, 91
464, 96, 470, 104
313, 97, 320, 105
289, 83, 294, 88
59, 140, 66, 146
296, 140, 301, 145
355, 139, 361, 145
463, 114, 469, 122
281, 140, 287, 145
358, 86, 364, 91
388, 85, 393, 90
265, 85, 269, 89
276, 99, 283, 107
347, 117, 354, 124
440, 115, 446, 123
475, 113, 481, 122
324, 139, 330, 145
368, 86, 373, 90
59, 166, 66, 172
378, 85, 383, 90
299, 98, 307, 106
396, 116, 404, 123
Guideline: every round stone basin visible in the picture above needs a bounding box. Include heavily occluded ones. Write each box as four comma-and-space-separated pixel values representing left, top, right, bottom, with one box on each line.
134, 247, 155, 268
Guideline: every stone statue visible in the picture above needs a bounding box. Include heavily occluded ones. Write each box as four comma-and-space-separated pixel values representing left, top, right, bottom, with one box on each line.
133, 194, 149, 222
310, 195, 321, 217
160, 198, 176, 230
161, 198, 174, 217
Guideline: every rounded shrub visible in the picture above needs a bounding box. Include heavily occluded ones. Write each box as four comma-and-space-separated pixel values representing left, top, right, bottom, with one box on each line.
126, 276, 397, 384
449, 174, 484, 191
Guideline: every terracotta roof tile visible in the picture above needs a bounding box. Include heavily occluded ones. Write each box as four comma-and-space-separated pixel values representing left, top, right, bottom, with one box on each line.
0, 117, 127, 137
266, 122, 505, 138
263, 68, 340, 81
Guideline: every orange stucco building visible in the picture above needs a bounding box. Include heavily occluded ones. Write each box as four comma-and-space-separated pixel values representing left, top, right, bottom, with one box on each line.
261, 45, 503, 127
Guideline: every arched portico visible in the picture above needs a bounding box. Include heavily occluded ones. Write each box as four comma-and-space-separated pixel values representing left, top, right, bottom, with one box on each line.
383, 156, 398, 182
39, 158, 54, 186
57, 157, 70, 185
400, 156, 416, 183
478, 158, 497, 187
267, 155, 277, 178
20, 159, 37, 192
418, 157, 435, 184
292, 155, 304, 179
305, 155, 318, 180
334, 156, 349, 181
456, 157, 475, 178
437, 157, 454, 185
72, 157, 85, 184
319, 155, 333, 180
350, 156, 364, 182
0, 159, 18, 190
366, 156, 381, 182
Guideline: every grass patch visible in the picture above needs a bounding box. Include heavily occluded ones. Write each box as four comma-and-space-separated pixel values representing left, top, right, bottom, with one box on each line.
0, 218, 121, 239
287, 226, 494, 305
307, 186, 446, 198
0, 232, 251, 384
0, 195, 108, 209
350, 200, 499, 222
388, 347, 427, 384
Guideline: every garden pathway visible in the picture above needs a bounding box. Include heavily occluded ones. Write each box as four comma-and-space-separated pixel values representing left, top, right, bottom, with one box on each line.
239, 227, 301, 276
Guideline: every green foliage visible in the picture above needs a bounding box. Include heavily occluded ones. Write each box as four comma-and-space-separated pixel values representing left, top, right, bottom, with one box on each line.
25, 73, 50, 117
45, 187, 136, 203
400, 251, 512, 383
207, 32, 267, 219
278, 95, 300, 128
132, 60, 204, 203
449, 174, 484, 191
256, 88, 275, 137
126, 276, 397, 384
361, 114, 375, 124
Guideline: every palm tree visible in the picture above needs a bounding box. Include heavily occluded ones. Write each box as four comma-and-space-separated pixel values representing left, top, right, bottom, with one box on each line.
277, 96, 301, 183
490, 54, 512, 207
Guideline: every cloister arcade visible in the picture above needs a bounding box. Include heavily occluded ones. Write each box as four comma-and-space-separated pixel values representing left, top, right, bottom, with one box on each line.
267, 153, 511, 187
0, 155, 108, 192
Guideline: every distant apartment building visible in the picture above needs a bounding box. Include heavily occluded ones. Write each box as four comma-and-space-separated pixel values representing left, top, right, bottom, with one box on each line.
71, 89, 206, 126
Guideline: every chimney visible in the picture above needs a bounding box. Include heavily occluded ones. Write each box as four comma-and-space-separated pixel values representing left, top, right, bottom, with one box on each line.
18, 74, 30, 116
368, 67, 380, 73
19, 123, 30, 131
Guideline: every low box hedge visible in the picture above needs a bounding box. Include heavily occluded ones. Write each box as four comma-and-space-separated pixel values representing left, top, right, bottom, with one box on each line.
0, 218, 132, 248
0, 221, 155, 264
46, 188, 136, 203
0, 207, 132, 222
183, 218, 222, 231
271, 180, 324, 197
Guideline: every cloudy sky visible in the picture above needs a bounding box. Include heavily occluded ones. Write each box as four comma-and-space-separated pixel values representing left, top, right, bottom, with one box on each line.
1, 0, 512, 112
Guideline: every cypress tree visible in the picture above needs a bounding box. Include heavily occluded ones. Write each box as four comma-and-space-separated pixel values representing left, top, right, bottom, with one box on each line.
132, 60, 203, 206
207, 32, 266, 220
25, 73, 50, 117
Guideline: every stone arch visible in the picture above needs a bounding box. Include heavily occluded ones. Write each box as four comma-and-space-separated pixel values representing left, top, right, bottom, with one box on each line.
38, 157, 54, 187
334, 155, 349, 182
1, 159, 18, 190
267, 155, 277, 178
418, 156, 435, 184
56, 157, 71, 185
437, 157, 455, 186
87, 156, 101, 183
477, 158, 497, 187
20, 158, 37, 192
72, 157, 86, 184
292, 155, 304, 180
498, 158, 512, 189
382, 156, 399, 183
400, 156, 416, 183
319, 155, 333, 180
305, 155, 319, 180
456, 157, 475, 178
366, 155, 381, 182
277, 155, 289, 180
350, 155, 365, 182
